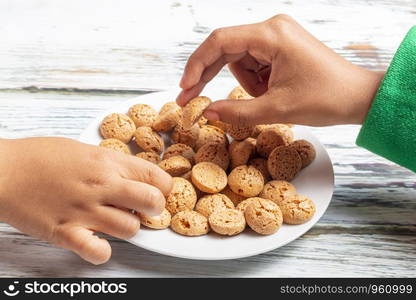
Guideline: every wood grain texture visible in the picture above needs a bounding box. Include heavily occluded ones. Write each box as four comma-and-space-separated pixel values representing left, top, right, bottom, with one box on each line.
0, 0, 415, 277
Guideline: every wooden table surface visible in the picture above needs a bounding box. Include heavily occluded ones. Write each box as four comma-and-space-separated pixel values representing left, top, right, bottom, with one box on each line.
0, 0, 415, 277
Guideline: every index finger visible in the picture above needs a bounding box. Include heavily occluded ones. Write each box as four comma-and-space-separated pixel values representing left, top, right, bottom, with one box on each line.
179, 24, 258, 93
114, 152, 173, 196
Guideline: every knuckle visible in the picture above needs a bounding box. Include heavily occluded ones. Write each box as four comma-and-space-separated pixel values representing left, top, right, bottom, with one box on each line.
269, 14, 294, 34
209, 27, 226, 42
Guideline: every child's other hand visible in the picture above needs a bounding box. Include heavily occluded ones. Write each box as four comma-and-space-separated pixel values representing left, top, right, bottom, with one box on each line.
177, 14, 383, 126
0, 137, 172, 264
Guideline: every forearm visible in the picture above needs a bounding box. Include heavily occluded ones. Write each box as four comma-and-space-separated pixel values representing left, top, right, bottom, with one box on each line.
356, 26, 416, 172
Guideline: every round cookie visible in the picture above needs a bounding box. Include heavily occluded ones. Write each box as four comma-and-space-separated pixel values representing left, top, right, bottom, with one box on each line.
181, 96, 212, 129
236, 197, 259, 213
267, 146, 302, 181
195, 193, 234, 218
163, 143, 195, 165
290, 139, 316, 168
209, 209, 246, 236
194, 143, 230, 171
229, 138, 256, 169
227, 86, 252, 100
256, 127, 289, 158
279, 195, 316, 225
244, 198, 283, 235
139, 208, 171, 229
171, 123, 200, 149
198, 116, 208, 126
165, 177, 197, 215
226, 123, 254, 141
180, 170, 192, 181
260, 180, 297, 206
152, 105, 182, 132
222, 185, 247, 206
228, 165, 264, 197
195, 125, 228, 151
170, 211, 209, 236
248, 158, 270, 181
208, 119, 228, 132
160, 101, 180, 115
133, 126, 164, 154
158, 155, 192, 177
100, 113, 136, 143
99, 138, 131, 154
191, 162, 227, 193
251, 123, 289, 138
127, 104, 157, 127
136, 151, 161, 164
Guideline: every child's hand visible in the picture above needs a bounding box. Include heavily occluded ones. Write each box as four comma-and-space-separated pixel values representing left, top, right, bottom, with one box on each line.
177, 14, 384, 126
0, 137, 172, 264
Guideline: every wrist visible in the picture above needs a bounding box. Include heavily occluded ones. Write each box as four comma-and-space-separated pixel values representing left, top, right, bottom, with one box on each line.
349, 69, 385, 125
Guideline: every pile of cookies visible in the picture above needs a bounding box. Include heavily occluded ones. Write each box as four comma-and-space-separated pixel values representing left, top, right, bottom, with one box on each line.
98, 86, 317, 237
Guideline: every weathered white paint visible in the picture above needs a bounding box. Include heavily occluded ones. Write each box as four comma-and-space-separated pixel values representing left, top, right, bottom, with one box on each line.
0, 0, 415, 277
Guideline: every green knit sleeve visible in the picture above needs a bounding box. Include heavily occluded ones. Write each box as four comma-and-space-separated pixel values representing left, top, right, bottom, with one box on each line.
356, 26, 416, 172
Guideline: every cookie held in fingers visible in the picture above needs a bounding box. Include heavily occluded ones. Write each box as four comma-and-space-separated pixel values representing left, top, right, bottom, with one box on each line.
244, 198, 283, 235
191, 162, 227, 193
256, 127, 289, 158
208, 119, 228, 132
128, 104, 158, 128
259, 180, 297, 206
139, 208, 171, 229
194, 143, 230, 171
171, 123, 200, 149
290, 139, 316, 168
267, 146, 302, 181
228, 165, 264, 197
134, 126, 164, 154
136, 151, 161, 164
229, 138, 256, 169
99, 138, 131, 154
209, 209, 246, 236
181, 96, 212, 129
226, 123, 254, 141
158, 155, 192, 177
163, 143, 195, 165
195, 125, 228, 151
279, 195, 316, 225
165, 177, 197, 215
170, 211, 210, 236
100, 113, 136, 143
195, 193, 234, 218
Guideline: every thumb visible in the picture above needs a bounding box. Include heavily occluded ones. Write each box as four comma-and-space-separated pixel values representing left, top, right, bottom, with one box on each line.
203, 95, 277, 126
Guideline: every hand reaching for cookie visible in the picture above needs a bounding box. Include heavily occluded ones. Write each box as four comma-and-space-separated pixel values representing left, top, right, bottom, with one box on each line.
0, 137, 172, 264
176, 14, 384, 126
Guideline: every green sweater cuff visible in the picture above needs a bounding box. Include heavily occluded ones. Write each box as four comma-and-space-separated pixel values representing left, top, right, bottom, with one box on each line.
356, 26, 416, 172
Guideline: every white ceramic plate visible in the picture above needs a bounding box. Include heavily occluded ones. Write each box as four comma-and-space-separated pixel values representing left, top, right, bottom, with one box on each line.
79, 82, 334, 260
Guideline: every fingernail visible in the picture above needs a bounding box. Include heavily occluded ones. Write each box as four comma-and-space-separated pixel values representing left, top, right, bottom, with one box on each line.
204, 110, 220, 121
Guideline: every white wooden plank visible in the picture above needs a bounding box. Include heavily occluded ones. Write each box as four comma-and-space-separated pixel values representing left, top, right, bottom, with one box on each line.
0, 223, 415, 277
0, 0, 415, 90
